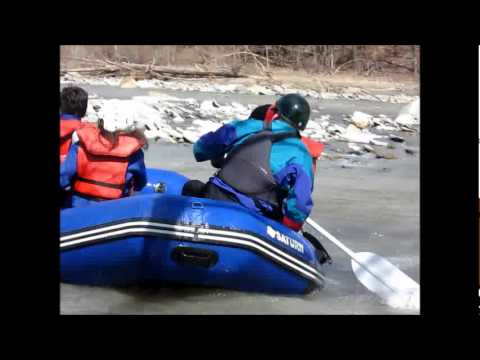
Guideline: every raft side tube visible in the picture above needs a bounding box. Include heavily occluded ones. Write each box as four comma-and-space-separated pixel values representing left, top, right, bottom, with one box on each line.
60, 169, 325, 294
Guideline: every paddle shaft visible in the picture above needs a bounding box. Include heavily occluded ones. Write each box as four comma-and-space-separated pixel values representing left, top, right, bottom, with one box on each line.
305, 218, 357, 259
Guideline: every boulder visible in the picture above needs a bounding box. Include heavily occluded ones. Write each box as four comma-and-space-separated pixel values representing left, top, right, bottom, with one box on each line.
119, 76, 137, 88
343, 124, 385, 144
395, 113, 417, 126
351, 111, 373, 129
395, 97, 420, 125
389, 134, 405, 143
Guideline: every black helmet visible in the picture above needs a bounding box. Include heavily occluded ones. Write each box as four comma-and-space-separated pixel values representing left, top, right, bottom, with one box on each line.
275, 94, 310, 130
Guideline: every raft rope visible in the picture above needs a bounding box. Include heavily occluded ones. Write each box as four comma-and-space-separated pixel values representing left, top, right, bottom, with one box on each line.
61, 219, 325, 284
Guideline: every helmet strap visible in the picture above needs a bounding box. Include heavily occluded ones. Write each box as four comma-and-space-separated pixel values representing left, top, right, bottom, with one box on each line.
278, 114, 300, 131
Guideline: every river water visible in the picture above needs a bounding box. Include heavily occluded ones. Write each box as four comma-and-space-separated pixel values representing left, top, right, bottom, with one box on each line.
60, 84, 419, 314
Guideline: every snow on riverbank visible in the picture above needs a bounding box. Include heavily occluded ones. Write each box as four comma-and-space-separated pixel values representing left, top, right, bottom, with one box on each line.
83, 92, 419, 149
85, 92, 419, 154
84, 94, 254, 143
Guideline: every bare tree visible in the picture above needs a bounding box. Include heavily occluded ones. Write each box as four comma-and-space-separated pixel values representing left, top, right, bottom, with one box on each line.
412, 45, 419, 75
61, 45, 420, 77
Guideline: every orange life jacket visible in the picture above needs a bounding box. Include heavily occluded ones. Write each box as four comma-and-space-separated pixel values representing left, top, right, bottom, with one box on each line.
300, 136, 324, 173
60, 119, 82, 163
73, 126, 145, 200
265, 104, 279, 122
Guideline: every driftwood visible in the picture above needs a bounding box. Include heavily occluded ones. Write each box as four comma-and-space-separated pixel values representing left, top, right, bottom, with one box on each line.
60, 67, 118, 74
61, 58, 246, 79
378, 59, 415, 73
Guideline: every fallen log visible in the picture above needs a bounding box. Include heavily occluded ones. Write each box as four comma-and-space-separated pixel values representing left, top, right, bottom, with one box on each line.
116, 62, 244, 78
378, 59, 415, 73
61, 58, 247, 79
60, 67, 118, 75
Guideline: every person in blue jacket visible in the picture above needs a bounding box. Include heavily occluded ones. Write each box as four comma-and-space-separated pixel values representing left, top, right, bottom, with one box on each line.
182, 94, 314, 232
60, 119, 148, 208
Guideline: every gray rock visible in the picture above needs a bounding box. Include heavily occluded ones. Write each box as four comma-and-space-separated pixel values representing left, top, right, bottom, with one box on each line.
363, 144, 375, 153
389, 135, 405, 143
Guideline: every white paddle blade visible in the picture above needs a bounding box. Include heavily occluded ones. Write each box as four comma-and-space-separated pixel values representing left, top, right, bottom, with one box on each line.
351, 252, 420, 311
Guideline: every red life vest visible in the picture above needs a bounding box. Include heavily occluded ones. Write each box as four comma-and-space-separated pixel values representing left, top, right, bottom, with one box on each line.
73, 126, 145, 200
265, 104, 279, 122
60, 119, 82, 163
300, 136, 324, 173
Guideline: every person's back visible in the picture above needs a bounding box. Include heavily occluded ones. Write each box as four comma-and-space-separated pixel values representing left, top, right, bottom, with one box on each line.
60, 86, 88, 163
60, 118, 148, 208
185, 94, 314, 231
201, 117, 313, 187
250, 103, 324, 173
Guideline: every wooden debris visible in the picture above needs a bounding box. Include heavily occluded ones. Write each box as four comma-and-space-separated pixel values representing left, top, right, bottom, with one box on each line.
61, 58, 246, 79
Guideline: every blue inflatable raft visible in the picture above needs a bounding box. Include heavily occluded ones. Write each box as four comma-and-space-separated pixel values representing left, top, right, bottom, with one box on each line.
60, 169, 326, 294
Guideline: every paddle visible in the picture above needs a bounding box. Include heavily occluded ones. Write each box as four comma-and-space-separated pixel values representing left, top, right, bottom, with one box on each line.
305, 217, 420, 310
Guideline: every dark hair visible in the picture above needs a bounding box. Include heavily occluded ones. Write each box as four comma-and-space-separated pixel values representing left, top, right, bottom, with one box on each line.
60, 86, 88, 118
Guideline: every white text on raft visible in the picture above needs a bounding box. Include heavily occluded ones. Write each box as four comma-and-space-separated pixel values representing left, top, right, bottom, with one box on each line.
266, 225, 304, 254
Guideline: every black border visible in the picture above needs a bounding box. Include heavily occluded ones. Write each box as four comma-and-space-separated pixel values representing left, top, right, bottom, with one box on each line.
421, 42, 479, 317
24, 35, 480, 320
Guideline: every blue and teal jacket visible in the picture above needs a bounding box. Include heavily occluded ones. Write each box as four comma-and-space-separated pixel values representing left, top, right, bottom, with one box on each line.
194, 118, 314, 230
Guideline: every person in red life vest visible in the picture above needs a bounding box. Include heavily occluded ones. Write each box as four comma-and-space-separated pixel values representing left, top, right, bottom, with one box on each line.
249, 104, 324, 173
60, 116, 148, 208
60, 86, 88, 163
